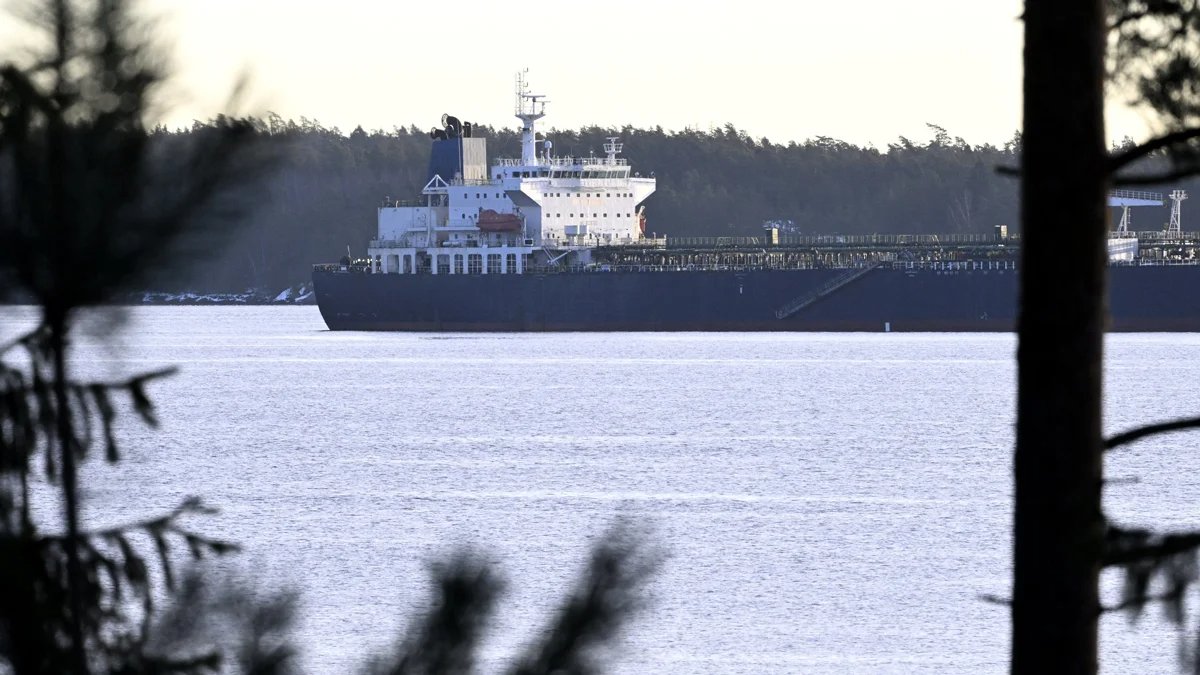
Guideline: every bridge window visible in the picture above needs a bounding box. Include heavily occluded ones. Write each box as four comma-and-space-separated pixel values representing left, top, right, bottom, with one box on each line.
467, 254, 482, 274
487, 254, 502, 274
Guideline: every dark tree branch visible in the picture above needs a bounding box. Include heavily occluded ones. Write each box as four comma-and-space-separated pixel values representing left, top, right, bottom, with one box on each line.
0, 326, 45, 358
1100, 589, 1186, 615
1113, 166, 1200, 185
366, 554, 501, 675
48, 316, 89, 673
1107, 127, 1200, 172
509, 525, 658, 675
45, 497, 224, 543
1105, 416, 1200, 450
1104, 531, 1200, 567
1109, 8, 1151, 32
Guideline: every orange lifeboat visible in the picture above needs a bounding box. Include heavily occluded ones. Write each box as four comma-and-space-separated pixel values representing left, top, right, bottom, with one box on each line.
477, 209, 523, 232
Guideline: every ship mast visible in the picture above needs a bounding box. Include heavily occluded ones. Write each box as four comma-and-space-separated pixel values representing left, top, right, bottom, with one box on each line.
1169, 189, 1188, 235
515, 70, 547, 165
604, 136, 623, 164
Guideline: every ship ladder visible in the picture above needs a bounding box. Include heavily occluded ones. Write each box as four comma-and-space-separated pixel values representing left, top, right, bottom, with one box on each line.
774, 261, 881, 320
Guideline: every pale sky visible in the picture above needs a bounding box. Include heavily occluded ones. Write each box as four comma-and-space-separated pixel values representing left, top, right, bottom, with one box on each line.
2, 0, 1157, 146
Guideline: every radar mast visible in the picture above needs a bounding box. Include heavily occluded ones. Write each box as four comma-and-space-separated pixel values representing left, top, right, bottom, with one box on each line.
515, 70, 547, 165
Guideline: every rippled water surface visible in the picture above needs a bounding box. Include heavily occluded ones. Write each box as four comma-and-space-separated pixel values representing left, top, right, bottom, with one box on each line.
3, 305, 1199, 674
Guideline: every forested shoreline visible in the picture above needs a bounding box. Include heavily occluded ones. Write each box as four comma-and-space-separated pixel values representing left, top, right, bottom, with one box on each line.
154, 117, 1187, 294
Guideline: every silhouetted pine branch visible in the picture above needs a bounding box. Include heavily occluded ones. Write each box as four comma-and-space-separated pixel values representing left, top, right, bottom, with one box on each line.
0, 0, 280, 671
1105, 416, 1200, 450
510, 525, 658, 675
1105, 0, 1200, 186
361, 526, 658, 675
140, 570, 299, 675
363, 554, 502, 675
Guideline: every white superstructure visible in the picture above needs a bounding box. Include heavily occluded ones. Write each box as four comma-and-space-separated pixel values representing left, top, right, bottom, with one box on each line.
367, 73, 657, 275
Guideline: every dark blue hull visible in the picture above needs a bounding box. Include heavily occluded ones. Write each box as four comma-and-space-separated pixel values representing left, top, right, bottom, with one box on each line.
311, 265, 1200, 332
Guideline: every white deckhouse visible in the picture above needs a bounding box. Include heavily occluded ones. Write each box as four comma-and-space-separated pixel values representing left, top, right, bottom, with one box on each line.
368, 72, 657, 275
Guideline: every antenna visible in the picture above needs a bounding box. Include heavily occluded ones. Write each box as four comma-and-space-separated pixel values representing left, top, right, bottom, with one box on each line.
515, 69, 548, 118
514, 69, 548, 165
603, 136, 623, 163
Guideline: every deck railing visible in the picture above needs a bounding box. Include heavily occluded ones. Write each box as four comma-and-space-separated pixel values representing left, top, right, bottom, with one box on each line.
313, 259, 1035, 275
665, 233, 1020, 248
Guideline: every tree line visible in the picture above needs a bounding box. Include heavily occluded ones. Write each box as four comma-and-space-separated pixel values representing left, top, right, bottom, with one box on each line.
152, 119, 1032, 293
155, 117, 1200, 295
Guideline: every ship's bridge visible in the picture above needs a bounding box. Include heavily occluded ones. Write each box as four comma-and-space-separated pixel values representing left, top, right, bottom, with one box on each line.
489, 138, 656, 245
375, 76, 659, 254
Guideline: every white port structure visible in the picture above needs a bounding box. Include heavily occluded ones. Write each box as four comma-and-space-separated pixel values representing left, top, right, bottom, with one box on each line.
1109, 190, 1164, 234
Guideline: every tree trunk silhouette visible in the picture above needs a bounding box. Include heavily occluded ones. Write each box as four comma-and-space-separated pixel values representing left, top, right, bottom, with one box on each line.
1011, 1, 1108, 673
48, 314, 90, 674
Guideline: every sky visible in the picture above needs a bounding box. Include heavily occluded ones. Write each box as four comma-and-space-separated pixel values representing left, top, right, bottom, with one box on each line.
1, 0, 1158, 147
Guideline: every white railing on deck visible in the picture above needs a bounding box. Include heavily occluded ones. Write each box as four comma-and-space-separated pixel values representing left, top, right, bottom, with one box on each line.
1110, 189, 1164, 202
496, 156, 629, 167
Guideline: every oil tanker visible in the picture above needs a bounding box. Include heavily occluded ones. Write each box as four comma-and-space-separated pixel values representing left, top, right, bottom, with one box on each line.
312, 76, 1200, 332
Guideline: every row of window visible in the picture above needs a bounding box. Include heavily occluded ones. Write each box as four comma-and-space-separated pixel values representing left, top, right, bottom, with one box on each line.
503, 170, 630, 179
545, 192, 633, 198
461, 191, 633, 199
548, 213, 633, 218
435, 253, 523, 274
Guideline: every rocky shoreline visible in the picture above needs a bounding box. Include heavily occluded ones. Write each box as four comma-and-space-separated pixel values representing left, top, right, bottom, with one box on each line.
133, 283, 315, 305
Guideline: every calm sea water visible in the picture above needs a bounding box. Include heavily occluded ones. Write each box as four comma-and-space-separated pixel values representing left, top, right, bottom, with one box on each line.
3, 305, 1200, 674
